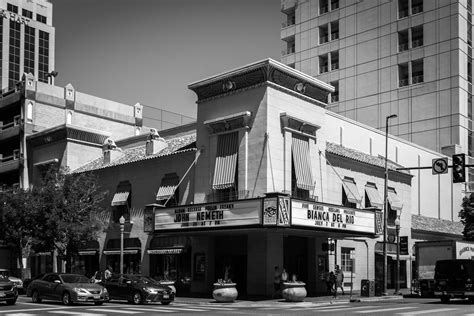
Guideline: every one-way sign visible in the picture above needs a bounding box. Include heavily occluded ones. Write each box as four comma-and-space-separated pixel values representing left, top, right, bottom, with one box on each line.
432, 157, 448, 175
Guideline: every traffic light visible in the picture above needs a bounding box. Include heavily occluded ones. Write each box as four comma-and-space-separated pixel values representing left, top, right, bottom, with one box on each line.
452, 153, 466, 183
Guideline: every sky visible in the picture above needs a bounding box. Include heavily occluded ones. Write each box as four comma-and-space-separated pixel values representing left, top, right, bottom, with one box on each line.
49, 0, 282, 127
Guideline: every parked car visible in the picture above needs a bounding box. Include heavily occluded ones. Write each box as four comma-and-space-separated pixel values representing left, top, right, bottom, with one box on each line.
102, 274, 174, 305
26, 273, 108, 305
23, 273, 46, 294
0, 269, 23, 294
434, 259, 474, 303
0, 275, 18, 305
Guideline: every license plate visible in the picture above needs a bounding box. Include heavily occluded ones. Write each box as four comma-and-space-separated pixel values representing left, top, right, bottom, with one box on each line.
163, 294, 169, 299
93, 295, 100, 299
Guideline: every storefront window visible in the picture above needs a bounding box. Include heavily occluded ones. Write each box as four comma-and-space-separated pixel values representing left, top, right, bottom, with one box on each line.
341, 247, 354, 273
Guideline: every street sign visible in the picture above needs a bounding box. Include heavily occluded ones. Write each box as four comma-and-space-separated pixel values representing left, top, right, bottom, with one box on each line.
432, 157, 448, 175
400, 236, 409, 255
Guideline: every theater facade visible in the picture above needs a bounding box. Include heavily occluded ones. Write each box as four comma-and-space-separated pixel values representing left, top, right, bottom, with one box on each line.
70, 59, 455, 296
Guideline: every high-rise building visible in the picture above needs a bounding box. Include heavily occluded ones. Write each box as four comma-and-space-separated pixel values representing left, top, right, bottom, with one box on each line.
280, 0, 471, 160
0, 0, 55, 90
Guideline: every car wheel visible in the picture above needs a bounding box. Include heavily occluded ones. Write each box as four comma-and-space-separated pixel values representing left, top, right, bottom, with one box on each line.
62, 292, 73, 306
441, 296, 450, 304
31, 290, 42, 303
94, 301, 104, 306
132, 292, 142, 305
161, 301, 171, 305
6, 299, 16, 305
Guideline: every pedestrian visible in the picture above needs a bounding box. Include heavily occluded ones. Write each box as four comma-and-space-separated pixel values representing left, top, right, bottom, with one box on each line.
104, 265, 113, 280
272, 266, 281, 298
334, 265, 345, 295
329, 271, 336, 296
324, 271, 333, 295
91, 271, 102, 284
281, 268, 289, 283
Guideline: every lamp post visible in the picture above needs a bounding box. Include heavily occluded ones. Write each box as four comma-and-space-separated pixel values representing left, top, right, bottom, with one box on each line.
119, 215, 125, 275
394, 217, 401, 295
383, 114, 397, 296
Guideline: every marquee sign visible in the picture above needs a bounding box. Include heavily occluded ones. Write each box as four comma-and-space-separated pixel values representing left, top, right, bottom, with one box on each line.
291, 200, 376, 234
1, 10, 30, 25
155, 199, 261, 230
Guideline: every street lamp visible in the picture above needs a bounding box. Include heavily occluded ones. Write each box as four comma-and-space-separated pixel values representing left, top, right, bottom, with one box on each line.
383, 114, 397, 296
394, 217, 401, 295
119, 215, 125, 275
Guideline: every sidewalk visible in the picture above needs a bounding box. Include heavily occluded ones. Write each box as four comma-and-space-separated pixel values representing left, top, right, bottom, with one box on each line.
175, 289, 408, 308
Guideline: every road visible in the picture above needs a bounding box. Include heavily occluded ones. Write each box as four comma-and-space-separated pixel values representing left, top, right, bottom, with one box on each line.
2, 296, 474, 315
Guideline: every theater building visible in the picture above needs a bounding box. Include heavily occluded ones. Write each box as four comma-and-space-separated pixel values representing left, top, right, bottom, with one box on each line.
74, 59, 459, 296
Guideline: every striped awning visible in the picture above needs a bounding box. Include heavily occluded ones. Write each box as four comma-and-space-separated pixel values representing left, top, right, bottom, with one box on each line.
291, 134, 314, 191
342, 178, 361, 204
147, 247, 185, 255
365, 184, 383, 208
387, 188, 403, 211
111, 182, 131, 206
212, 131, 239, 190
156, 173, 179, 200
103, 249, 140, 255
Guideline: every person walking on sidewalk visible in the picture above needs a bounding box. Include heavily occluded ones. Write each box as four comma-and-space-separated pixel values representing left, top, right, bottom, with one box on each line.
334, 265, 345, 296
272, 266, 281, 298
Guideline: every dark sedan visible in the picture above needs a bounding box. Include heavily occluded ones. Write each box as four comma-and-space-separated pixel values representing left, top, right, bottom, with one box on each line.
26, 273, 108, 305
102, 274, 174, 305
0, 276, 18, 305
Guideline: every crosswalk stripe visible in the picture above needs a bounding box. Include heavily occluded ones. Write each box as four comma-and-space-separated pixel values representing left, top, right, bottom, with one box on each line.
354, 306, 416, 313
124, 307, 175, 313
49, 311, 105, 316
193, 306, 236, 310
396, 308, 459, 315
158, 306, 209, 312
87, 309, 140, 314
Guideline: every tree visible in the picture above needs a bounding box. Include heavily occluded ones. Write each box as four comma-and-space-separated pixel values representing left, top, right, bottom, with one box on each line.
459, 193, 474, 240
35, 166, 108, 272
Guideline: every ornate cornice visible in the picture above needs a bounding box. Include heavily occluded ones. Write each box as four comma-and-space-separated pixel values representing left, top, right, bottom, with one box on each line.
188, 58, 334, 105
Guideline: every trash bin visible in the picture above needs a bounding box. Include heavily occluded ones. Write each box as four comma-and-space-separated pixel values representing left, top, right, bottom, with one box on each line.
361, 279, 375, 297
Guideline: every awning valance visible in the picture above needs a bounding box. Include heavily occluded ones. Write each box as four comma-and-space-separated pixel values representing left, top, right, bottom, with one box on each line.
387, 188, 403, 211
365, 183, 383, 208
147, 247, 185, 255
342, 178, 361, 204
111, 181, 131, 206
103, 249, 140, 255
156, 173, 179, 200
78, 250, 98, 256
212, 131, 239, 190
292, 134, 314, 191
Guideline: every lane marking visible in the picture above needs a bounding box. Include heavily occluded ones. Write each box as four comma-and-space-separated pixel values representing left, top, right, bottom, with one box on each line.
123, 307, 175, 313
49, 311, 105, 316
157, 306, 210, 312
354, 306, 416, 313
396, 308, 459, 315
87, 309, 140, 314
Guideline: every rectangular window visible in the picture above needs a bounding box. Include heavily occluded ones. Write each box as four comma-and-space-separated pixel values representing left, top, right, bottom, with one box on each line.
387, 187, 403, 226
319, 24, 329, 44
341, 248, 354, 273
36, 14, 47, 24
365, 183, 383, 209
320, 0, 328, 14
24, 26, 35, 76
330, 80, 339, 102
319, 55, 329, 73
342, 177, 360, 208
331, 51, 339, 70
22, 9, 32, 19
38, 31, 49, 83
156, 173, 180, 207
398, 0, 409, 18
7, 3, 18, 13
399, 63, 409, 87
331, 0, 339, 10
412, 59, 424, 84
8, 20, 20, 89
286, 10, 295, 27
411, 0, 423, 14
212, 131, 239, 201
291, 133, 314, 199
111, 181, 131, 223
398, 30, 409, 52
330, 21, 339, 40
411, 26, 423, 48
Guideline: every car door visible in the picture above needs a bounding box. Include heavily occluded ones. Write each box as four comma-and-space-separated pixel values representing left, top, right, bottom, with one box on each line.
104, 276, 120, 299
117, 276, 133, 300
33, 274, 51, 299
49, 274, 63, 301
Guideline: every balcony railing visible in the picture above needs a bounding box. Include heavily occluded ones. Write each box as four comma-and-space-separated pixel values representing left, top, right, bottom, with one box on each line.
399, 78, 409, 87
282, 47, 295, 56
331, 32, 339, 40
331, 62, 339, 70
319, 65, 328, 73
1, 150, 21, 163
1, 115, 21, 131
412, 74, 424, 84
398, 10, 409, 18
282, 19, 295, 28
398, 43, 408, 52
320, 36, 328, 44
412, 39, 423, 48
412, 5, 423, 14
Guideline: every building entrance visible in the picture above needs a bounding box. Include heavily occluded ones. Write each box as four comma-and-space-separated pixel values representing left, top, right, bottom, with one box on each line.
284, 236, 308, 282
214, 235, 247, 295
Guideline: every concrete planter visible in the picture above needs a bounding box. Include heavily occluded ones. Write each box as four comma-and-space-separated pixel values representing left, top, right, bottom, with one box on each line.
282, 282, 307, 302
212, 283, 238, 302
159, 281, 176, 295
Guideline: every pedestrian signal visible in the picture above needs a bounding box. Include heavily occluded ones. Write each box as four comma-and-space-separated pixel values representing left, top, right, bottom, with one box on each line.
452, 153, 466, 183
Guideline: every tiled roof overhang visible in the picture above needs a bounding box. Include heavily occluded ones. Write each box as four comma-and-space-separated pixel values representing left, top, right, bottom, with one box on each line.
188, 58, 334, 106
412, 214, 463, 238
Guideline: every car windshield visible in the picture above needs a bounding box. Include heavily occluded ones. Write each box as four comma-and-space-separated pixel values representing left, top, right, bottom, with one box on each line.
129, 276, 158, 285
61, 274, 90, 284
